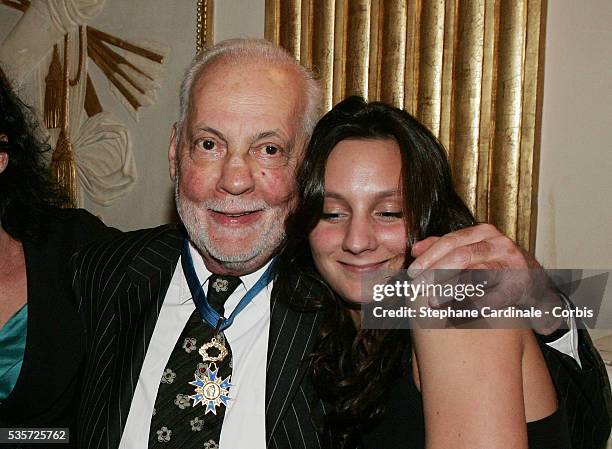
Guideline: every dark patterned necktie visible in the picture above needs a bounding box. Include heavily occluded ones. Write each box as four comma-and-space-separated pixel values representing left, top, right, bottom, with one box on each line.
148, 274, 241, 448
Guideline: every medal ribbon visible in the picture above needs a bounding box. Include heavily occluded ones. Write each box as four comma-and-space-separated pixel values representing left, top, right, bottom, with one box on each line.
181, 238, 274, 331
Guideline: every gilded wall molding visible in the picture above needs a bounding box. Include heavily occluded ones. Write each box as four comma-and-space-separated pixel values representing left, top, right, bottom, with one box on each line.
197, 0, 215, 54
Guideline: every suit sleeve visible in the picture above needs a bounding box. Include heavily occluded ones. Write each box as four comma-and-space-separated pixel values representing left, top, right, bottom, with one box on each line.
538, 328, 612, 449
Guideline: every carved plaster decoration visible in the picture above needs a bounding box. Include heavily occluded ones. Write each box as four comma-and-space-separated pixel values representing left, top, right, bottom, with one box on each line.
0, 0, 170, 207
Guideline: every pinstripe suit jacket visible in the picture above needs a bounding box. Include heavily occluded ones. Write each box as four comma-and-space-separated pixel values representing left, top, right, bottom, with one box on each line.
73, 225, 329, 449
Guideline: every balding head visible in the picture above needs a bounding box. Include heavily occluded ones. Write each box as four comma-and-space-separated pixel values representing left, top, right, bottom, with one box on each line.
176, 38, 321, 146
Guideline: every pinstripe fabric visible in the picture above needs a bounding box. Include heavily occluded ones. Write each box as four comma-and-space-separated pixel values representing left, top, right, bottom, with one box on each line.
538, 329, 612, 449
266, 276, 331, 449
74, 226, 330, 449
75, 226, 182, 449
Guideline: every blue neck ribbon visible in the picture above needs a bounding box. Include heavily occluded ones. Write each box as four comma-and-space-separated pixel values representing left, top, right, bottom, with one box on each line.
181, 238, 274, 332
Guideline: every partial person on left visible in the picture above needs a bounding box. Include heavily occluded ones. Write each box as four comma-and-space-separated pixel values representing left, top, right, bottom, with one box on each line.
0, 65, 118, 444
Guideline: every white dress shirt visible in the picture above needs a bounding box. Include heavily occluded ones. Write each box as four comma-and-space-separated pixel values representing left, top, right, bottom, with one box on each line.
119, 243, 271, 449
548, 294, 582, 368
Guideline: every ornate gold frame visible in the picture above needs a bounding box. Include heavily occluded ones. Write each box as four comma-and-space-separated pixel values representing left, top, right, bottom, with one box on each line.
197, 0, 215, 53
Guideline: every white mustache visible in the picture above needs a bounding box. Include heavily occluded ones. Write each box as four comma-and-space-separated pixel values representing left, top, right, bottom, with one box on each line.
201, 198, 270, 213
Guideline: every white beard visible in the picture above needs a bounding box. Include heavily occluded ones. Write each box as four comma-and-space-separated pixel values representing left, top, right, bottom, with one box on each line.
175, 176, 287, 270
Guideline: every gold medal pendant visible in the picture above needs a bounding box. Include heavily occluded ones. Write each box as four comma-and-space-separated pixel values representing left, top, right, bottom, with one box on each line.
189, 334, 232, 414
198, 337, 228, 363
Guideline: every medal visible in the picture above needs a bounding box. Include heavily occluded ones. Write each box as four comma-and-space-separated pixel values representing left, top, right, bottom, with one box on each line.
189, 333, 231, 414
181, 238, 274, 413
189, 365, 232, 415
188, 331, 231, 414
198, 337, 228, 363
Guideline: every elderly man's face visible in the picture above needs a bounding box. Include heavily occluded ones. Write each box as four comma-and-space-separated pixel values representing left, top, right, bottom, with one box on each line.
169, 60, 306, 274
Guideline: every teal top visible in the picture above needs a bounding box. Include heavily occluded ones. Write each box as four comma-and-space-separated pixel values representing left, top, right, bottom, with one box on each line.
0, 304, 27, 400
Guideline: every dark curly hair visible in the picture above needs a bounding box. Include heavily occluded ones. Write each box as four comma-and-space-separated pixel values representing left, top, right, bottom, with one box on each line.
274, 96, 475, 448
0, 65, 65, 242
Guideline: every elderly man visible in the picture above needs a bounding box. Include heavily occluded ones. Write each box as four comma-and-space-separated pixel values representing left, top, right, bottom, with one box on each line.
74, 39, 609, 449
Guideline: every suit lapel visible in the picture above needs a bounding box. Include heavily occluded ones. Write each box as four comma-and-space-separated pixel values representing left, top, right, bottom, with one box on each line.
107, 228, 183, 443
265, 274, 322, 444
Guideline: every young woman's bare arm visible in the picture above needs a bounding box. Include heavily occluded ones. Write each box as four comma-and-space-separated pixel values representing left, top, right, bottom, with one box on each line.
411, 328, 557, 449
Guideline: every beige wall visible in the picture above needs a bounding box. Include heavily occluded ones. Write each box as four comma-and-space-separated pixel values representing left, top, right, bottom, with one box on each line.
536, 0, 612, 269
215, 0, 265, 41
536, 0, 612, 334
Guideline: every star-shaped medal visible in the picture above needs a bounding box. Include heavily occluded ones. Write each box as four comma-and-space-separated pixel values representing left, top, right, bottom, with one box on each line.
188, 366, 232, 415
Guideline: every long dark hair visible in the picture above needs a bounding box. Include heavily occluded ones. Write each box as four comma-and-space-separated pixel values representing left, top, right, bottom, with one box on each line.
0, 65, 64, 242
275, 96, 475, 447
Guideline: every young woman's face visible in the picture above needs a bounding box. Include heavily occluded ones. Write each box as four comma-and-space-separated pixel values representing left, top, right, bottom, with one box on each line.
309, 138, 407, 303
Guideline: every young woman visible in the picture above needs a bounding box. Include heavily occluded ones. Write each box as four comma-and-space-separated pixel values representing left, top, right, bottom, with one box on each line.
275, 96, 570, 449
